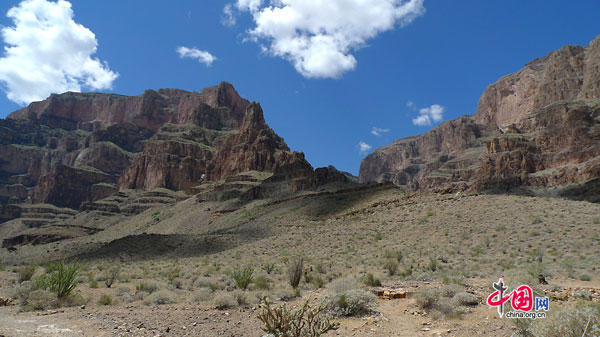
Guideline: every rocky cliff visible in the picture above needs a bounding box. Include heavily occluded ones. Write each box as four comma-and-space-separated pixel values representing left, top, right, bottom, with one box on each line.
359, 35, 600, 201
0, 82, 348, 217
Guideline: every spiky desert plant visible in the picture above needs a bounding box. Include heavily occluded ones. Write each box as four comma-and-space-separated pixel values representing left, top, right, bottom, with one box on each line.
287, 257, 304, 289
258, 298, 339, 337
232, 266, 254, 290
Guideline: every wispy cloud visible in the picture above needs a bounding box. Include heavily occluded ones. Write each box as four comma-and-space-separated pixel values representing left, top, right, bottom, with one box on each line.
406, 101, 416, 110
359, 141, 372, 154
412, 104, 445, 126
371, 127, 390, 136
228, 0, 425, 79
0, 0, 118, 105
176, 46, 217, 66
221, 4, 236, 26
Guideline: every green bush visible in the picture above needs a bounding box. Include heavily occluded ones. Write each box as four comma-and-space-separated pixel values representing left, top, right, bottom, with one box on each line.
143, 289, 177, 305
384, 250, 403, 262
579, 274, 592, 281
98, 294, 113, 306
263, 263, 276, 275
16, 265, 37, 283
26, 289, 58, 311
136, 281, 159, 294
213, 292, 237, 309
232, 266, 254, 290
254, 275, 270, 290
287, 257, 304, 289
362, 273, 382, 287
530, 302, 600, 337
383, 260, 398, 276
34, 261, 80, 299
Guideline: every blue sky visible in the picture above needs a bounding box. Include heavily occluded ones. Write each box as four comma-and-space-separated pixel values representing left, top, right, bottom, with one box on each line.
0, 1, 599, 175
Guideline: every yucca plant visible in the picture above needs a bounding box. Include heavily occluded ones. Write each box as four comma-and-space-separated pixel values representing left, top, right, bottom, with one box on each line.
232, 266, 254, 290
36, 260, 80, 299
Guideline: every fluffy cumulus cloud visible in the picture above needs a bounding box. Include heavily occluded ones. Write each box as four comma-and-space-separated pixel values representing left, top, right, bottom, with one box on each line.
412, 104, 445, 126
230, 0, 425, 78
176, 47, 217, 66
359, 141, 372, 154
371, 127, 390, 136
0, 0, 118, 105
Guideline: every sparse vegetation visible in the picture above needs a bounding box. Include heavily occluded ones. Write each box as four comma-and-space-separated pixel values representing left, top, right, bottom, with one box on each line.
104, 266, 120, 288
362, 273, 382, 287
98, 294, 113, 305
232, 266, 254, 290
16, 265, 36, 283
143, 289, 177, 305
383, 259, 398, 276
34, 261, 80, 299
258, 299, 339, 337
287, 257, 304, 289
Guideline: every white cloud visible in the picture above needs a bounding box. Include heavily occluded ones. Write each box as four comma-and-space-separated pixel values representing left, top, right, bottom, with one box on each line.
0, 0, 118, 106
406, 101, 416, 110
230, 0, 425, 79
359, 141, 372, 154
371, 127, 390, 136
177, 46, 217, 66
222, 4, 236, 26
412, 104, 445, 126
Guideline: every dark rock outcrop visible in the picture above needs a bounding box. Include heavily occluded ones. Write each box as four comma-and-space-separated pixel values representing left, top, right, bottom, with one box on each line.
360, 35, 600, 201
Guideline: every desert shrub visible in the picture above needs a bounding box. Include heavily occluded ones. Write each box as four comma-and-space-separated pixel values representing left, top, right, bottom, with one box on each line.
529, 302, 600, 337
26, 289, 58, 311
143, 289, 177, 305
427, 257, 439, 272
579, 274, 592, 281
213, 292, 237, 309
321, 277, 375, 317
287, 257, 304, 289
258, 299, 339, 337
383, 260, 398, 276
16, 265, 37, 283
384, 250, 403, 262
310, 275, 326, 289
451, 292, 478, 306
194, 277, 220, 291
136, 281, 159, 294
254, 275, 270, 290
416, 285, 472, 319
263, 263, 276, 274
320, 290, 375, 318
277, 288, 299, 301
415, 288, 439, 310
35, 261, 80, 299
116, 287, 130, 296
232, 266, 254, 290
328, 277, 360, 294
192, 288, 213, 302
233, 289, 247, 305
362, 273, 382, 287
104, 266, 120, 288
98, 294, 113, 306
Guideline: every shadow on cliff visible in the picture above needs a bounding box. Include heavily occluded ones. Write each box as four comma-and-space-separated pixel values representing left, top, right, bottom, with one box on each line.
75, 226, 269, 262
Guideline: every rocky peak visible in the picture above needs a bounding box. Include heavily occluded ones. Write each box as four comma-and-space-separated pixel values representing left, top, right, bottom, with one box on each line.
475, 34, 599, 127
360, 35, 600, 201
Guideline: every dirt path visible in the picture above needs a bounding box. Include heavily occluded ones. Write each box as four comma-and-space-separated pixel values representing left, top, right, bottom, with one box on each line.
0, 307, 84, 337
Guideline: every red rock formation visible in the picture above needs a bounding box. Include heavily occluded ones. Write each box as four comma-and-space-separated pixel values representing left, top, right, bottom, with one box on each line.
2, 81, 339, 210
360, 35, 600, 201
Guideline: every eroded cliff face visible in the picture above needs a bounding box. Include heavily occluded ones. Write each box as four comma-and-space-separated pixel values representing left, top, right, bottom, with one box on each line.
360, 35, 600, 201
1, 82, 334, 212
